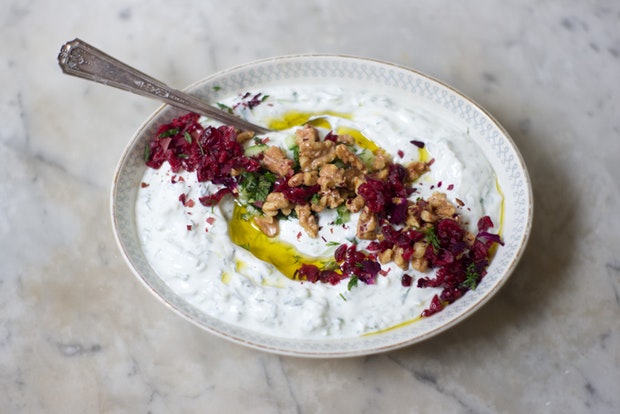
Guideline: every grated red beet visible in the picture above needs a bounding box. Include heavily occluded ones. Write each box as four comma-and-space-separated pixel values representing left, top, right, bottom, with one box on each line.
145, 114, 263, 203
417, 216, 502, 316
272, 176, 319, 204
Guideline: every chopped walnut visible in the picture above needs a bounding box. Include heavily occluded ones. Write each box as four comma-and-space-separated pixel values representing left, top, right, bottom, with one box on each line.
372, 149, 392, 171
356, 206, 379, 240
335, 133, 355, 145
411, 257, 429, 272
343, 168, 366, 192
296, 125, 337, 171
320, 189, 347, 209
377, 248, 394, 264
253, 215, 278, 237
345, 194, 365, 213
288, 171, 318, 187
420, 209, 438, 223
236, 130, 255, 144
295, 204, 319, 238
317, 163, 346, 191
262, 146, 294, 177
262, 192, 293, 217
335, 144, 366, 171
428, 192, 456, 218
405, 161, 429, 182
393, 246, 408, 270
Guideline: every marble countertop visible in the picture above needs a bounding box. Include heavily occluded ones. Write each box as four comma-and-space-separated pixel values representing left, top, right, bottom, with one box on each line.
2, 0, 619, 412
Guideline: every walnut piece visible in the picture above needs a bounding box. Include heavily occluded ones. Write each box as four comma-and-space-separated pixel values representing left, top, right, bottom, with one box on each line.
262, 146, 294, 177
295, 204, 319, 238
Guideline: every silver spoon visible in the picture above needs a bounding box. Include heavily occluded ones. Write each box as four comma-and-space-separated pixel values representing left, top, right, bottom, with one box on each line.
57, 38, 271, 134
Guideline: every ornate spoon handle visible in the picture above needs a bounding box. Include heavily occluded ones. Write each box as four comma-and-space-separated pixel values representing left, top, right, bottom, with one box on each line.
57, 38, 270, 134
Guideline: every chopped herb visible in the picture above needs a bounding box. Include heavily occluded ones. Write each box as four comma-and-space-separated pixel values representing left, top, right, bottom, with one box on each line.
238, 171, 277, 206
217, 103, 233, 114
339, 293, 347, 301
461, 263, 480, 290
291, 145, 300, 168
311, 193, 321, 205
158, 128, 179, 138
322, 259, 338, 271
424, 226, 441, 251
334, 205, 350, 225
213, 85, 222, 91
143, 143, 151, 162
240, 205, 261, 220
183, 131, 192, 144
326, 241, 341, 247
347, 275, 359, 290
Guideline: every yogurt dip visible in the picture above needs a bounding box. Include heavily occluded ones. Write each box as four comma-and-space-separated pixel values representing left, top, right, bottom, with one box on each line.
135, 85, 503, 339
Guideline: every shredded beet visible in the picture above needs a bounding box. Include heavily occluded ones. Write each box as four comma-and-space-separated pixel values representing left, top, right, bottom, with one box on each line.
416, 216, 502, 316
144, 113, 263, 203
272, 176, 319, 204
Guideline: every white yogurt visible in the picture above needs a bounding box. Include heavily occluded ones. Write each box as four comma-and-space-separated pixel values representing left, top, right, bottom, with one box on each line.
135, 86, 502, 339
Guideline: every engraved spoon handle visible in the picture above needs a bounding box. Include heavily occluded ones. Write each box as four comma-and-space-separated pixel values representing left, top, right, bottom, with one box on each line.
57, 38, 270, 134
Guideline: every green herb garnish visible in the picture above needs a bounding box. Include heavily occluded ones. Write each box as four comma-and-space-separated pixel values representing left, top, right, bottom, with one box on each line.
158, 128, 179, 138
461, 263, 480, 290
334, 204, 350, 225
217, 103, 233, 114
347, 275, 359, 290
143, 143, 151, 162
238, 171, 277, 206
183, 131, 192, 144
424, 226, 441, 251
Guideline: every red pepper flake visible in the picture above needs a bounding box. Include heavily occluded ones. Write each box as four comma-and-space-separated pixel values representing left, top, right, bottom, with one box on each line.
456, 198, 465, 206
397, 149, 404, 158
206, 217, 216, 225
447, 184, 454, 191
297, 231, 302, 240
437, 181, 442, 188
427, 158, 435, 166
186, 224, 192, 231
410, 140, 425, 148
401, 274, 413, 287
140, 182, 150, 188
186, 199, 195, 208
261, 137, 271, 144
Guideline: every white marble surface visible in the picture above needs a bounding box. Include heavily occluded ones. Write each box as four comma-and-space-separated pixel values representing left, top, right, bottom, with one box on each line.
1, 0, 619, 412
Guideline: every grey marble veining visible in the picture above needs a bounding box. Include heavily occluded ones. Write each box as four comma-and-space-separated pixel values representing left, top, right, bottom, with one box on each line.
1, 0, 619, 412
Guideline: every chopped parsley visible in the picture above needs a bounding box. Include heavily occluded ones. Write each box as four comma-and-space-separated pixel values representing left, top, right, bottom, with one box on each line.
347, 275, 359, 290
334, 205, 350, 225
238, 171, 277, 206
217, 103, 233, 114
424, 226, 441, 251
158, 128, 179, 138
461, 263, 480, 290
183, 131, 192, 144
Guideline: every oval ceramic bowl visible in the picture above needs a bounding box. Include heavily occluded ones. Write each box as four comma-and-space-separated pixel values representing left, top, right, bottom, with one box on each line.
111, 55, 532, 358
